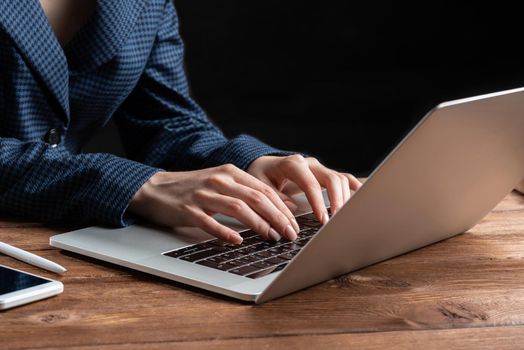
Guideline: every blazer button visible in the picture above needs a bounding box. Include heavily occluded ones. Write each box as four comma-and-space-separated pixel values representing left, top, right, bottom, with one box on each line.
44, 128, 61, 146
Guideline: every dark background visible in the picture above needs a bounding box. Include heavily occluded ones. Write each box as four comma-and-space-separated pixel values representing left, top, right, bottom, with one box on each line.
86, 1, 524, 176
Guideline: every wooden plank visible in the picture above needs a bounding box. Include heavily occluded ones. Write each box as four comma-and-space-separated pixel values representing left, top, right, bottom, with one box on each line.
3, 243, 524, 347
33, 326, 524, 350
1, 191, 524, 349
0, 221, 79, 252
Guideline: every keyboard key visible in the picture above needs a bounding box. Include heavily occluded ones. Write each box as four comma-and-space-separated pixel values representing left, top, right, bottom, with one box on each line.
196, 260, 220, 269
297, 213, 317, 222
246, 263, 288, 279
164, 246, 200, 258
221, 252, 244, 260
225, 259, 245, 268
197, 259, 246, 271
299, 225, 315, 232
279, 252, 295, 260
268, 247, 285, 255
276, 244, 293, 252
282, 242, 302, 250
180, 249, 221, 262
243, 254, 261, 263
289, 250, 300, 256
198, 242, 219, 250
296, 235, 313, 244
251, 260, 275, 269
301, 221, 321, 228
271, 238, 291, 247
301, 228, 317, 236
229, 264, 261, 276
242, 236, 262, 245
250, 241, 267, 249
203, 260, 243, 271
237, 246, 259, 255
301, 212, 318, 220
208, 239, 229, 247
265, 256, 287, 265
295, 240, 309, 247
254, 250, 273, 259
240, 230, 258, 238
258, 241, 278, 249
211, 245, 229, 252
209, 239, 239, 248
234, 256, 259, 265
216, 262, 240, 271
206, 255, 230, 263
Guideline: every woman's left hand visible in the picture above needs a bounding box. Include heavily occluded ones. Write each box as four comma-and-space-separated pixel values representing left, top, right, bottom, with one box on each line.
247, 154, 362, 224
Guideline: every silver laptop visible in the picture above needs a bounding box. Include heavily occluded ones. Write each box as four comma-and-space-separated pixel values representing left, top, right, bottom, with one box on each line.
50, 87, 524, 303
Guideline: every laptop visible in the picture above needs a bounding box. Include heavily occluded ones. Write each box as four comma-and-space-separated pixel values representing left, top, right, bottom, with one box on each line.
50, 87, 524, 303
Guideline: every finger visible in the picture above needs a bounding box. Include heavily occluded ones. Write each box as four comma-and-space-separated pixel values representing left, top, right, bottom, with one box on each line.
254, 174, 298, 213
311, 168, 344, 215
284, 198, 298, 213
186, 206, 243, 244
194, 190, 286, 241
217, 164, 297, 222
226, 171, 300, 236
212, 182, 298, 240
344, 173, 362, 190
340, 174, 351, 204
280, 155, 329, 224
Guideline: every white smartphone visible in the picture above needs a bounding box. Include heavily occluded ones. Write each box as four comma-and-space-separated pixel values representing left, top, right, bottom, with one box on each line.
0, 264, 63, 310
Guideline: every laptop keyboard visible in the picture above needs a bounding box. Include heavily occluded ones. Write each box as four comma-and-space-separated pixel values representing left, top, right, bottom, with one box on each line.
163, 210, 330, 279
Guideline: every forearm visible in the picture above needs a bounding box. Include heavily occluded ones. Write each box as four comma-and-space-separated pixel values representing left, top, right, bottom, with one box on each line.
0, 137, 160, 226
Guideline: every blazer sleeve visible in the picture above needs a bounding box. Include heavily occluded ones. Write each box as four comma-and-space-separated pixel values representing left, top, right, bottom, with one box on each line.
0, 138, 160, 226
114, 0, 291, 172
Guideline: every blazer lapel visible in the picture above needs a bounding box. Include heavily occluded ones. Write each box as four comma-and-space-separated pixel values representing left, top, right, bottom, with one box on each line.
66, 0, 147, 73
0, 0, 70, 120
0, 0, 148, 120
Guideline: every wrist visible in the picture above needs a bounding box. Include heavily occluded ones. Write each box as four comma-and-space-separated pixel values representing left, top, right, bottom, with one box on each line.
129, 171, 169, 213
247, 155, 276, 174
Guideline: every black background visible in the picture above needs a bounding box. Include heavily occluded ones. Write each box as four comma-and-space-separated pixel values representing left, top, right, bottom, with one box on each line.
86, 1, 524, 176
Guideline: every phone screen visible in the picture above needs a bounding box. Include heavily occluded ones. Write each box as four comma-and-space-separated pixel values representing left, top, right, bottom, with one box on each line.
0, 265, 49, 294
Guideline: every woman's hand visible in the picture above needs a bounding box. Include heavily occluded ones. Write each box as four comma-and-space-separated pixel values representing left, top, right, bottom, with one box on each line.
247, 155, 362, 223
128, 164, 301, 244
129, 155, 361, 245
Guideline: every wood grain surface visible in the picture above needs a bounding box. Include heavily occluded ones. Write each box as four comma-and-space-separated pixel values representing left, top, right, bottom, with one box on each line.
1, 191, 524, 349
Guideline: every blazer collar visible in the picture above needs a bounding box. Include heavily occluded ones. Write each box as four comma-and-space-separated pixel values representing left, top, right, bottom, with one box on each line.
0, 0, 147, 121
0, 0, 70, 120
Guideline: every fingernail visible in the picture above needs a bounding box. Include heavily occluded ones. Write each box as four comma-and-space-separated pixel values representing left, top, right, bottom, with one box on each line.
231, 234, 243, 245
268, 228, 282, 241
291, 218, 300, 234
285, 224, 297, 240
322, 212, 329, 224
284, 200, 298, 212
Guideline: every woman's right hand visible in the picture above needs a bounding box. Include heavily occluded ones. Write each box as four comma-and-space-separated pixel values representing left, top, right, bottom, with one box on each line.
128, 164, 301, 244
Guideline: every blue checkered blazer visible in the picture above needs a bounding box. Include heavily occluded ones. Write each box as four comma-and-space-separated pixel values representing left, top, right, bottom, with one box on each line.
0, 0, 288, 226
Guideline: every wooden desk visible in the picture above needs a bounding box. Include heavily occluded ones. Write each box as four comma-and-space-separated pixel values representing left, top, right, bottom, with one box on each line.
2, 192, 524, 349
